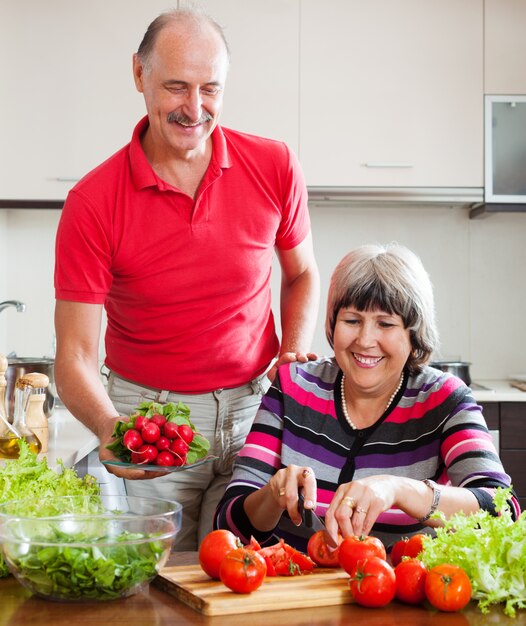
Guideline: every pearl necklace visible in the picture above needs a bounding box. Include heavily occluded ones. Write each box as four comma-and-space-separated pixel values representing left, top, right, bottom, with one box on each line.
340, 372, 404, 430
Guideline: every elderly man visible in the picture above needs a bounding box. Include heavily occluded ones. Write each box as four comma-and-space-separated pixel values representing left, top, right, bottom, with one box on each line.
54, 7, 319, 549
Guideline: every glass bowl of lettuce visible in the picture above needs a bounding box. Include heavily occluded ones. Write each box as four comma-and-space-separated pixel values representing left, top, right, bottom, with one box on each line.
0, 494, 182, 601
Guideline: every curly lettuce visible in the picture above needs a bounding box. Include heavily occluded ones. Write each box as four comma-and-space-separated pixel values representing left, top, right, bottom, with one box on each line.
420, 488, 526, 617
0, 441, 99, 577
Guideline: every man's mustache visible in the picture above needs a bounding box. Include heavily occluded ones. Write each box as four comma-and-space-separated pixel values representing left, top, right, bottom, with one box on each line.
167, 111, 213, 125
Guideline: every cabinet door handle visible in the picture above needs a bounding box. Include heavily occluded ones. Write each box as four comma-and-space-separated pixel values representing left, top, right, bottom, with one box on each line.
362, 163, 414, 168
48, 177, 81, 182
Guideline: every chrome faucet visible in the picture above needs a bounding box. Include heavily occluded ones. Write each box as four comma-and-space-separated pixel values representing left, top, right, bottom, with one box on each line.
0, 300, 26, 314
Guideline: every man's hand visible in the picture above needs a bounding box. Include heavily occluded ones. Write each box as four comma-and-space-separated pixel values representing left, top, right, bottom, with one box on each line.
267, 351, 318, 382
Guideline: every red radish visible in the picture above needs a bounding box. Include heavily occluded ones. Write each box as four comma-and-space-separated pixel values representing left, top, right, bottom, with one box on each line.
123, 428, 143, 451
150, 413, 167, 427
133, 414, 147, 430
156, 436, 171, 451
171, 438, 189, 456
172, 452, 186, 466
131, 444, 158, 464
177, 424, 194, 444
141, 421, 161, 443
156, 450, 176, 466
163, 421, 179, 439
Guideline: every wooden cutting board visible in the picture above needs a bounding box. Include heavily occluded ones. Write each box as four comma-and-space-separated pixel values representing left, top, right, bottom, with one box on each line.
153, 564, 352, 616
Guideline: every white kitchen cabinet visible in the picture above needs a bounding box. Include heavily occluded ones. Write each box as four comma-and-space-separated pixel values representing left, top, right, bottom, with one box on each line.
299, 0, 484, 188
0, 0, 299, 201
485, 0, 526, 94
192, 0, 299, 150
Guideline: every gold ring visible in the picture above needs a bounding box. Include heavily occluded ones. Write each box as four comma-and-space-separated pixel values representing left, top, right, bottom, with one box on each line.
342, 496, 356, 509
279, 488, 286, 497
302, 468, 311, 478
356, 506, 367, 514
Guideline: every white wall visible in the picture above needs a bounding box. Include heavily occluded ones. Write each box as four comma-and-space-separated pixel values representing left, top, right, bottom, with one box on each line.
2, 205, 525, 382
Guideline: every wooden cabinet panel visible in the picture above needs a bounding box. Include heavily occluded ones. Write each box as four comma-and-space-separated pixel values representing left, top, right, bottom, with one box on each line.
479, 402, 500, 430
299, 0, 483, 188
500, 403, 526, 449
499, 451, 526, 498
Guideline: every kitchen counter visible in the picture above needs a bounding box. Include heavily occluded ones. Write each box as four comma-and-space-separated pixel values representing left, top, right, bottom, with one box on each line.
44, 406, 99, 469
0, 552, 524, 626
472, 380, 526, 403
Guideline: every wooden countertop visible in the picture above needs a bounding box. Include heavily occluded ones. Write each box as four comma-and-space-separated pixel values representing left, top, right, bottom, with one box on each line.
1, 553, 524, 626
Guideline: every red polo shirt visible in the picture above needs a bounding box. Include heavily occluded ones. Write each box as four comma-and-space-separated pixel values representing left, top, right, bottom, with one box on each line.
55, 117, 310, 392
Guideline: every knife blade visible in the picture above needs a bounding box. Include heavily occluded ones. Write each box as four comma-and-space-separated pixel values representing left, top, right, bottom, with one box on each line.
297, 492, 339, 548
297, 492, 326, 532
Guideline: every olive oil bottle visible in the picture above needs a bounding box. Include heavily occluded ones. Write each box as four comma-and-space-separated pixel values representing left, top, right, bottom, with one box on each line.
0, 354, 41, 458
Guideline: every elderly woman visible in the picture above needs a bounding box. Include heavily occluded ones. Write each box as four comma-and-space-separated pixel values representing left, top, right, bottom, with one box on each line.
214, 243, 519, 551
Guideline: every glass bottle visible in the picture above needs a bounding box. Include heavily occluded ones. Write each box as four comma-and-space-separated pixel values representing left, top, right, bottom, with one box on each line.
9, 377, 42, 457
0, 354, 27, 459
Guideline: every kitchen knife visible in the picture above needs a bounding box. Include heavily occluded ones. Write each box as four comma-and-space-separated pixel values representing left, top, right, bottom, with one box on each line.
297, 493, 338, 548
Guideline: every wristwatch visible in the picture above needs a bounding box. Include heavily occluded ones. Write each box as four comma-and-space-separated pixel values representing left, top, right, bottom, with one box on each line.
418, 479, 441, 522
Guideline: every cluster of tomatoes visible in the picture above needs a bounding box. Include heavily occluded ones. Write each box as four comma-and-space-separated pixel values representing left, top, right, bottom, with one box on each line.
199, 528, 472, 612
198, 530, 316, 593
311, 530, 472, 611
122, 413, 195, 467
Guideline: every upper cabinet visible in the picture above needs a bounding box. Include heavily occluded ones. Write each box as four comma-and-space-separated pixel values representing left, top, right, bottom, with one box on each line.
485, 0, 526, 94
0, 0, 299, 202
299, 0, 484, 188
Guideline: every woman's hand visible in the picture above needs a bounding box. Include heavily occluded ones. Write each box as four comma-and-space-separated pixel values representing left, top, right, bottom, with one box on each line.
324, 475, 399, 540
269, 464, 317, 525
244, 465, 317, 531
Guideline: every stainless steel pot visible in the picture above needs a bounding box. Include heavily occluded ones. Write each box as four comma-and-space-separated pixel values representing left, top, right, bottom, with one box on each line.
5, 358, 56, 420
430, 360, 471, 385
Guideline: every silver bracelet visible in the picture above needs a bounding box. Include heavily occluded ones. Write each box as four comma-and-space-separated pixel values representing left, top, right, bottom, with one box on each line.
418, 479, 441, 522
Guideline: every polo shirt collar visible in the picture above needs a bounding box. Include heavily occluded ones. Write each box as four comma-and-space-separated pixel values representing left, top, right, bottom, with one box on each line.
129, 116, 232, 191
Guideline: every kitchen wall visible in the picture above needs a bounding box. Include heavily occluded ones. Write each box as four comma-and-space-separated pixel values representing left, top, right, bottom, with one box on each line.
2, 205, 525, 382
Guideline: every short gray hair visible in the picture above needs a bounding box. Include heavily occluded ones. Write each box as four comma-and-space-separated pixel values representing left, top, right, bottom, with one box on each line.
136, 6, 230, 71
325, 243, 439, 373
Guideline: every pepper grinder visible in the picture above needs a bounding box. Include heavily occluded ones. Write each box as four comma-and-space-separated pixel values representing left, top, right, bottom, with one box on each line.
16, 373, 49, 453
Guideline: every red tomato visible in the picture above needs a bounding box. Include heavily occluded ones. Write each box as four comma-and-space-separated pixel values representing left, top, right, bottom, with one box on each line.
403, 533, 426, 559
307, 530, 341, 567
425, 564, 472, 612
219, 548, 267, 594
199, 530, 241, 580
394, 558, 428, 605
339, 535, 387, 575
245, 536, 262, 551
258, 539, 315, 576
349, 556, 396, 608
389, 537, 409, 567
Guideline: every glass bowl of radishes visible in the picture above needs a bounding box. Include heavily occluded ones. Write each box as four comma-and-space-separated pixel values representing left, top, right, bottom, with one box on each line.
105, 401, 214, 471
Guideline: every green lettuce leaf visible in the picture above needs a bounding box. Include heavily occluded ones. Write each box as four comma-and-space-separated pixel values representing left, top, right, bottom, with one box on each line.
0, 441, 100, 577
420, 488, 526, 617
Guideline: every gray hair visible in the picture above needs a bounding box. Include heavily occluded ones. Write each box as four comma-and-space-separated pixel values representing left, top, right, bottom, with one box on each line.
136, 6, 230, 71
325, 243, 439, 373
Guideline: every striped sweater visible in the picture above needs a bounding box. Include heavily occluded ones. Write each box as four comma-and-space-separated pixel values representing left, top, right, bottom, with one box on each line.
214, 357, 519, 551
